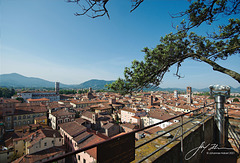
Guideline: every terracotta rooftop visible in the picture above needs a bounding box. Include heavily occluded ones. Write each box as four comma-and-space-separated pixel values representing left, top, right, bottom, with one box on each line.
82, 111, 94, 119
14, 105, 47, 115
0, 98, 20, 104
51, 108, 75, 117
58, 121, 87, 137
12, 146, 66, 163
78, 134, 106, 159
74, 118, 87, 125
26, 129, 62, 146
102, 123, 114, 129
73, 132, 93, 144
121, 123, 138, 130
34, 115, 47, 120
27, 98, 50, 102
144, 126, 163, 135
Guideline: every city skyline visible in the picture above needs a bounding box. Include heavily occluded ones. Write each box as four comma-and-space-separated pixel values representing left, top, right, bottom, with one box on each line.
1, 0, 240, 89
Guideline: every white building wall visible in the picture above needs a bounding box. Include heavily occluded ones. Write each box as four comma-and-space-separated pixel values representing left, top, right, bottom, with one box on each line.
121, 110, 135, 123
149, 117, 173, 129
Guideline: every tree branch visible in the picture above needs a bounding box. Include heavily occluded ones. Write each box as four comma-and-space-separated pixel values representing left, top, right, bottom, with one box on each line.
195, 54, 240, 83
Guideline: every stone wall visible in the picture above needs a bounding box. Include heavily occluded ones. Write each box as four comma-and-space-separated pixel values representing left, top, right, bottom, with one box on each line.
151, 117, 214, 163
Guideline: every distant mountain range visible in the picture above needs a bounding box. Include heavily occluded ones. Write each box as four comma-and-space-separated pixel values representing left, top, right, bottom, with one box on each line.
0, 73, 239, 92
0, 73, 114, 90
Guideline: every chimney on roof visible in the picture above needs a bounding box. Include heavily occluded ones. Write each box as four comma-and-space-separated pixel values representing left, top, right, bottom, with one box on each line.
92, 113, 98, 125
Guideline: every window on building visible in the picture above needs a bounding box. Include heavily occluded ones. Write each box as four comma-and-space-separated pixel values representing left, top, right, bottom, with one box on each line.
14, 117, 17, 120
27, 120, 30, 124
78, 155, 80, 160
23, 115, 26, 119
44, 142, 47, 146
27, 115, 31, 119
18, 116, 21, 120
59, 139, 61, 142
83, 159, 86, 163
18, 122, 21, 126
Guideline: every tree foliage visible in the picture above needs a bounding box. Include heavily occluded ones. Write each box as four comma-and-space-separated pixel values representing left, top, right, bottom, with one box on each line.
68, 0, 240, 94
59, 89, 77, 94
0, 87, 15, 98
78, 89, 88, 94
233, 98, 239, 102
107, 0, 240, 94
16, 97, 24, 103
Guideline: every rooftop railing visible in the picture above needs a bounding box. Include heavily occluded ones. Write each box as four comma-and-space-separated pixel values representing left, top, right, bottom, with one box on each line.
43, 102, 217, 163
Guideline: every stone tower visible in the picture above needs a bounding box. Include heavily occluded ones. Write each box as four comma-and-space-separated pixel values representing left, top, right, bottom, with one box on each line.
55, 82, 60, 95
187, 86, 192, 104
89, 87, 93, 93
149, 95, 153, 106
174, 90, 178, 99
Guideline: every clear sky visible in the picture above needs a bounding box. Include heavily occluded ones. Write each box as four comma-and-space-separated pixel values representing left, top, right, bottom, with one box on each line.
1, 0, 239, 89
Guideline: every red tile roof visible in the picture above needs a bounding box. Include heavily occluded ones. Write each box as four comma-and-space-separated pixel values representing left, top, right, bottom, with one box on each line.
27, 98, 50, 102
12, 146, 66, 163
58, 121, 87, 137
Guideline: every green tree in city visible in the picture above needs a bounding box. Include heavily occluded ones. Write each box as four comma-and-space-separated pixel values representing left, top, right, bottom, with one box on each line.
59, 89, 77, 94
16, 97, 24, 103
0, 87, 16, 98
78, 89, 88, 94
233, 98, 239, 102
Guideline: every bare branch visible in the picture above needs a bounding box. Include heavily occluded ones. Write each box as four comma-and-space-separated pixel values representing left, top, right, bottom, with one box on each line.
74, 1, 97, 16
67, 0, 110, 19
130, 0, 144, 13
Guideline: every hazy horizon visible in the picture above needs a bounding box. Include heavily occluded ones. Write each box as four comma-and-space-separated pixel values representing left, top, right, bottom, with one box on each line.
1, 72, 239, 90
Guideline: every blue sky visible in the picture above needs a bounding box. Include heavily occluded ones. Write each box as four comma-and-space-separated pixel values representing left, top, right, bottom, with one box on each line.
1, 0, 239, 89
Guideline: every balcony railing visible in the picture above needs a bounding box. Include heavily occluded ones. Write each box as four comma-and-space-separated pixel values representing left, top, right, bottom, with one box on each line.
43, 102, 224, 163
